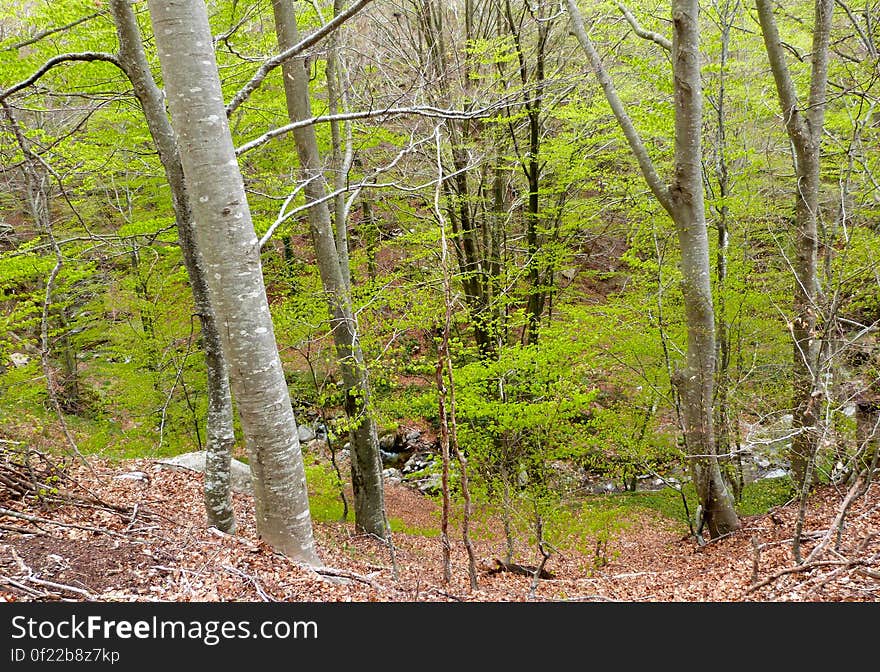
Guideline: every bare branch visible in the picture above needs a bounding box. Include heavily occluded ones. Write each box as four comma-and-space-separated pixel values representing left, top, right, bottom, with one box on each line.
225, 0, 374, 117
0, 52, 121, 103
236, 104, 495, 157
0, 506, 129, 539
616, 2, 671, 51
565, 0, 671, 213
2, 12, 103, 52
835, 0, 876, 57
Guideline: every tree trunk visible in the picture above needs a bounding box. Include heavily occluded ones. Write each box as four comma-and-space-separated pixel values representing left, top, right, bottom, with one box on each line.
668, 0, 740, 538
146, 0, 319, 563
756, 0, 833, 490
271, 0, 387, 539
110, 0, 235, 533
566, 0, 740, 536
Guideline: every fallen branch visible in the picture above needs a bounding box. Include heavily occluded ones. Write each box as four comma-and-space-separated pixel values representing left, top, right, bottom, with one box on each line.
21, 575, 96, 600
484, 559, 555, 580
0, 575, 48, 598
746, 559, 865, 595
805, 475, 864, 563
0, 524, 43, 535
222, 564, 277, 602
0, 506, 129, 539
313, 566, 385, 591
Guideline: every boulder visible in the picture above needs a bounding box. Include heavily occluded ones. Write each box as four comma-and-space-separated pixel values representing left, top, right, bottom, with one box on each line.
158, 451, 253, 495
382, 468, 403, 484
378, 433, 397, 450
402, 450, 435, 475
297, 424, 316, 443
415, 473, 442, 495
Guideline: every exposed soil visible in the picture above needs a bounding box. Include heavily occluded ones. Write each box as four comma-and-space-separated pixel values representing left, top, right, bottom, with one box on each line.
1, 458, 878, 602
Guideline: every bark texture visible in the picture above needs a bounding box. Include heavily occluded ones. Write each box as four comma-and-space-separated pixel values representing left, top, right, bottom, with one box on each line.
668, 0, 739, 537
146, 0, 319, 564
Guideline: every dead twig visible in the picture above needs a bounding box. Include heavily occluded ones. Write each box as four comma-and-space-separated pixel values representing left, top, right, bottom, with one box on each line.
0, 505, 129, 539
806, 475, 864, 563
222, 564, 277, 602
746, 559, 866, 595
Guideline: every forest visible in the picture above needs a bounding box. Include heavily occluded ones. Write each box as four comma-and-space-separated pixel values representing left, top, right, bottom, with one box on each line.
0, 0, 877, 603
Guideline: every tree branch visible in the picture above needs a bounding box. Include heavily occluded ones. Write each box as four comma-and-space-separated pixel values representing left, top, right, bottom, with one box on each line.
2, 12, 103, 52
616, 2, 671, 51
565, 0, 672, 214
0, 52, 121, 103
755, 0, 810, 143
236, 103, 498, 157
225, 0, 374, 117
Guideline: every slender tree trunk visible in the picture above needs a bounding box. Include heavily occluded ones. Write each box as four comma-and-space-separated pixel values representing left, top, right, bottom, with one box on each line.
271, 0, 387, 539
708, 0, 739, 499
111, 0, 235, 533
566, 0, 740, 536
668, 0, 740, 538
756, 0, 833, 490
326, 0, 353, 290
146, 0, 319, 563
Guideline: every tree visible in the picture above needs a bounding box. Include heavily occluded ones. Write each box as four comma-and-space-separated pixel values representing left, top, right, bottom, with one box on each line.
756, 0, 834, 491
270, 0, 388, 539
145, 0, 319, 564
565, 0, 741, 537
109, 0, 236, 533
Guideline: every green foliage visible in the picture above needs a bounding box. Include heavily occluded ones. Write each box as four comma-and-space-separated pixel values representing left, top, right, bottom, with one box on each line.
0, 0, 878, 568
547, 503, 632, 569
303, 461, 347, 523
737, 476, 793, 516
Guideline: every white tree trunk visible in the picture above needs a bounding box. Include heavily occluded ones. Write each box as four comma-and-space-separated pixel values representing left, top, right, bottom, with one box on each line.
146, 0, 319, 564
668, 0, 740, 537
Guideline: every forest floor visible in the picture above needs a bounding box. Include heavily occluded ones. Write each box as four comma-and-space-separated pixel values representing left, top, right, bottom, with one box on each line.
0, 455, 878, 603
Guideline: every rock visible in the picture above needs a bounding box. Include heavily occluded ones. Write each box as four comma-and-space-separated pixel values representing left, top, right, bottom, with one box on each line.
545, 460, 583, 492
416, 473, 442, 495
382, 468, 403, 484
158, 451, 253, 495
635, 476, 668, 492
379, 433, 399, 451
404, 430, 422, 443
380, 449, 408, 467
9, 353, 29, 368
297, 424, 316, 443
742, 413, 796, 482
760, 468, 788, 480
303, 438, 328, 454
402, 450, 435, 475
